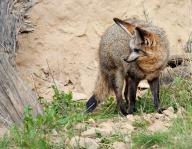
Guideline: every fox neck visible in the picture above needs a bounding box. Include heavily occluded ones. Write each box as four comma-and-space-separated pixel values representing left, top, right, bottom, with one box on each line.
137, 48, 168, 73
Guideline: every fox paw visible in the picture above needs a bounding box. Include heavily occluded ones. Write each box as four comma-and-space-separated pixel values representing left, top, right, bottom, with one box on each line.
119, 104, 128, 116
127, 107, 136, 115
157, 107, 165, 114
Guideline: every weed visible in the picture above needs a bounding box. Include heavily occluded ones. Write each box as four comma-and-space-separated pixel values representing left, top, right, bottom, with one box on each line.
0, 135, 10, 149
132, 119, 150, 129
132, 131, 169, 148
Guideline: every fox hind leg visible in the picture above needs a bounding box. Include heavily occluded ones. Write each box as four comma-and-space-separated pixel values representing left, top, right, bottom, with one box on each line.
112, 71, 127, 116
124, 77, 129, 106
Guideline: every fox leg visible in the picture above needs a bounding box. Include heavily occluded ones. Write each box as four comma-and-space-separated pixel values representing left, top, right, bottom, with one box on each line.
128, 78, 139, 114
112, 71, 127, 116
148, 77, 161, 113
124, 77, 129, 105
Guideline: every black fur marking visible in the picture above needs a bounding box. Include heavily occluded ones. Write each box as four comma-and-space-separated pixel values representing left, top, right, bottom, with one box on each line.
86, 95, 98, 112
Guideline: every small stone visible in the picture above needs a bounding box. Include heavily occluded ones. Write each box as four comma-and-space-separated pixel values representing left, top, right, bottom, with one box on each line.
65, 138, 70, 145
99, 121, 114, 128
74, 123, 86, 130
112, 142, 130, 149
154, 113, 165, 122
138, 80, 149, 89
97, 121, 115, 136
118, 123, 134, 134
143, 113, 153, 122
126, 115, 135, 123
152, 144, 159, 148
73, 92, 87, 101
96, 127, 114, 136
163, 107, 176, 118
154, 113, 163, 119
81, 127, 97, 138
137, 89, 148, 97
177, 107, 186, 117
148, 120, 168, 132
70, 136, 99, 149
88, 118, 96, 125
51, 129, 58, 136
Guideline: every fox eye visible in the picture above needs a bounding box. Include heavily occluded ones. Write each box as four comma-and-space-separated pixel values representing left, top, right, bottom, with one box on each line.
133, 48, 140, 53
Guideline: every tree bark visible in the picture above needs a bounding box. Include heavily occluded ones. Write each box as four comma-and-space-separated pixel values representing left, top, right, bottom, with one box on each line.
0, 0, 42, 126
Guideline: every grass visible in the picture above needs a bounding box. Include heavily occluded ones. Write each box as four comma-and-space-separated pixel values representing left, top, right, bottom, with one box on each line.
136, 77, 192, 114
132, 131, 169, 148
0, 86, 118, 149
132, 77, 192, 149
98, 133, 129, 149
132, 118, 150, 129
132, 108, 192, 149
0, 77, 192, 149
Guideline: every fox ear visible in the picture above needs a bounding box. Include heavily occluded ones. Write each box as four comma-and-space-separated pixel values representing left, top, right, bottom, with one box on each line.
113, 18, 135, 37
135, 27, 156, 45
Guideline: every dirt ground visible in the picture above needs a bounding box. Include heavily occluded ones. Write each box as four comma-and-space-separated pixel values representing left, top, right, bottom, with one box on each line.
16, 0, 192, 99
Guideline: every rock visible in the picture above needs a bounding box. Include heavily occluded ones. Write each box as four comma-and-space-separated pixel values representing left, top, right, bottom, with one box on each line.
154, 113, 164, 120
137, 80, 149, 97
50, 136, 62, 145
152, 144, 159, 148
51, 129, 58, 136
81, 121, 115, 137
88, 118, 96, 125
112, 142, 130, 149
163, 107, 176, 119
73, 92, 87, 101
81, 127, 97, 138
74, 123, 86, 130
70, 136, 99, 149
138, 80, 150, 89
118, 123, 134, 134
148, 120, 168, 132
99, 121, 114, 128
98, 121, 115, 136
143, 113, 153, 122
126, 114, 135, 123
96, 127, 114, 136
177, 107, 186, 117
137, 89, 148, 97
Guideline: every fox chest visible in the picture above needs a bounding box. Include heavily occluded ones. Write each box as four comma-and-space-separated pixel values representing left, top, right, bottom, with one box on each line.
126, 63, 160, 81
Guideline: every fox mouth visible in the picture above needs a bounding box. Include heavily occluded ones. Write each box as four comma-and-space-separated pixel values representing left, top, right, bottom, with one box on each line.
123, 57, 138, 63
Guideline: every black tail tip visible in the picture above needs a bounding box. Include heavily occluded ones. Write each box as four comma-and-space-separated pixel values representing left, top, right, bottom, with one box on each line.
86, 95, 98, 112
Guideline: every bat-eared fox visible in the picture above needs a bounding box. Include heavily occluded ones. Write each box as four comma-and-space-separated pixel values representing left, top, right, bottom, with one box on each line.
86, 17, 169, 115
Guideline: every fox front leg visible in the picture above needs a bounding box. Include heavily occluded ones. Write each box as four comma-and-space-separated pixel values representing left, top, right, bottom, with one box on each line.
127, 78, 139, 114
148, 77, 162, 113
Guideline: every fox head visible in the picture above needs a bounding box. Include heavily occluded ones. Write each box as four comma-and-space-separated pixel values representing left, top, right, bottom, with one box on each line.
113, 18, 160, 64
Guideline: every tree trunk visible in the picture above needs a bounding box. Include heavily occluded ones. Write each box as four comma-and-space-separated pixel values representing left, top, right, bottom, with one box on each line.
0, 0, 42, 126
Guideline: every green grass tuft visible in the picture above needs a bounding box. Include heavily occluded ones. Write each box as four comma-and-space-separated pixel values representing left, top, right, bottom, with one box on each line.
132, 131, 169, 148
132, 119, 150, 129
